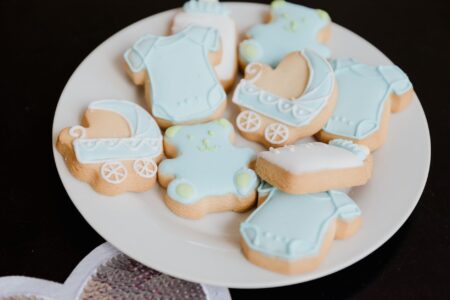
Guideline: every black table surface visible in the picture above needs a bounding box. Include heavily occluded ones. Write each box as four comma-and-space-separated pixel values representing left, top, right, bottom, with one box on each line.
2, 0, 449, 298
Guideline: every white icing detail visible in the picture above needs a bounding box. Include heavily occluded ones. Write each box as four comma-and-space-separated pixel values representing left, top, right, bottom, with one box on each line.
133, 158, 157, 178
264, 123, 289, 145
69, 126, 86, 139
101, 162, 128, 184
245, 63, 264, 83
258, 142, 365, 174
236, 110, 262, 133
171, 11, 237, 83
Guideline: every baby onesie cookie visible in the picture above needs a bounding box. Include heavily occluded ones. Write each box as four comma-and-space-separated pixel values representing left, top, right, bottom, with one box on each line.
317, 58, 414, 151
233, 50, 337, 148
239, 0, 331, 68
158, 119, 258, 219
255, 140, 372, 194
56, 100, 163, 196
124, 26, 227, 128
172, 0, 238, 91
240, 183, 361, 274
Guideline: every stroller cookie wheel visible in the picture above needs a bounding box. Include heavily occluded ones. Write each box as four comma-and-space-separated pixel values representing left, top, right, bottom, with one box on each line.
236, 111, 261, 133
101, 161, 128, 184
133, 158, 157, 178
264, 123, 289, 145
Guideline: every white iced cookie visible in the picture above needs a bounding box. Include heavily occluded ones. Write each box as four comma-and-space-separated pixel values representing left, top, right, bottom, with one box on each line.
255, 139, 373, 194
172, 0, 238, 91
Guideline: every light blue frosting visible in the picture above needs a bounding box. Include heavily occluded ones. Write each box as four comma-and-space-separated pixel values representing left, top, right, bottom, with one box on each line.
329, 139, 369, 161
183, 0, 229, 16
159, 119, 258, 204
73, 100, 162, 164
240, 183, 361, 260
124, 26, 226, 123
322, 59, 413, 139
240, 1, 331, 67
232, 49, 334, 127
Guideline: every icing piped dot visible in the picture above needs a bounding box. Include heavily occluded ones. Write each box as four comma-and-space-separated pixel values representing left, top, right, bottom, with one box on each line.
166, 126, 182, 138
175, 183, 194, 199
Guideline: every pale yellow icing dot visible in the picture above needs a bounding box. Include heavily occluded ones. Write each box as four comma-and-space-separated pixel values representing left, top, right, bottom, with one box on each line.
175, 183, 194, 199
236, 173, 251, 189
216, 118, 230, 128
316, 9, 330, 21
166, 125, 182, 138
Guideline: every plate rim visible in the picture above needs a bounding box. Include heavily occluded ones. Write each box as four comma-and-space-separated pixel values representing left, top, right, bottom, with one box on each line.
51, 2, 431, 288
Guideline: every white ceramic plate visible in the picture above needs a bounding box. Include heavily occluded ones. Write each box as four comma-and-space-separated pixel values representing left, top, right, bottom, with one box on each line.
52, 3, 430, 288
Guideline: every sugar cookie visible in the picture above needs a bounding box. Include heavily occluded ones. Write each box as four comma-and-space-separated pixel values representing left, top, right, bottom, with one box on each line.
172, 0, 238, 91
158, 119, 258, 219
239, 0, 331, 68
56, 100, 163, 196
317, 59, 414, 151
124, 26, 227, 128
255, 140, 372, 194
240, 182, 361, 274
233, 50, 337, 148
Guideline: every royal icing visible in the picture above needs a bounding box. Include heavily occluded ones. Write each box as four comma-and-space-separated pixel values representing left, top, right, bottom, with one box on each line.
239, 0, 331, 67
172, 0, 237, 84
124, 26, 226, 123
258, 141, 369, 174
70, 100, 162, 184
322, 59, 413, 139
159, 119, 258, 204
233, 49, 334, 128
241, 183, 361, 260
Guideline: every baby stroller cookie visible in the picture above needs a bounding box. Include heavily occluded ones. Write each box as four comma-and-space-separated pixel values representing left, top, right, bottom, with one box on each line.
158, 119, 258, 219
56, 100, 163, 196
233, 50, 337, 148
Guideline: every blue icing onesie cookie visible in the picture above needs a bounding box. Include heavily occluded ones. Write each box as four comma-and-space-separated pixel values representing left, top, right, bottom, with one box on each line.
240, 183, 361, 274
158, 119, 259, 219
318, 58, 413, 151
124, 26, 227, 127
239, 0, 331, 67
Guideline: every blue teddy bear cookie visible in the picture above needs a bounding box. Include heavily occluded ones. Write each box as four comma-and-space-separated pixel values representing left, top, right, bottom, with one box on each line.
158, 119, 259, 219
239, 0, 332, 68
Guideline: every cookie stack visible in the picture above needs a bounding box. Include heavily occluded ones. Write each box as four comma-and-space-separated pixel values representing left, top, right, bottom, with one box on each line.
56, 0, 414, 275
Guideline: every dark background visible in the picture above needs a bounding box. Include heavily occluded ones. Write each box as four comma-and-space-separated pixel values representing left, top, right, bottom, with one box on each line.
1, 0, 449, 298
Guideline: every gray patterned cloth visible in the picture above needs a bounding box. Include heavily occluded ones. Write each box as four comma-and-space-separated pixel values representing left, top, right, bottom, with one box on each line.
82, 254, 207, 300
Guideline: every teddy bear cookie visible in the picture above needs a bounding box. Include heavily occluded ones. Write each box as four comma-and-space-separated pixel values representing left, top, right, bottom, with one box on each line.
172, 0, 238, 91
240, 182, 361, 274
233, 50, 337, 147
255, 140, 372, 194
158, 119, 259, 219
56, 100, 163, 196
239, 0, 331, 68
124, 26, 227, 128
317, 59, 414, 151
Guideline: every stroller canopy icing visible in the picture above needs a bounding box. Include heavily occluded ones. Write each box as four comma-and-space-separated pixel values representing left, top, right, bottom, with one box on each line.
232, 49, 334, 127
73, 100, 162, 164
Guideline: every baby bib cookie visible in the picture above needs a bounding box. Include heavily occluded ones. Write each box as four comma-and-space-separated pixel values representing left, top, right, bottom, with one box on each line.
255, 140, 372, 194
317, 58, 414, 151
239, 0, 331, 68
124, 26, 227, 128
233, 50, 337, 148
172, 0, 238, 91
158, 119, 258, 219
56, 100, 163, 196
240, 183, 361, 274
